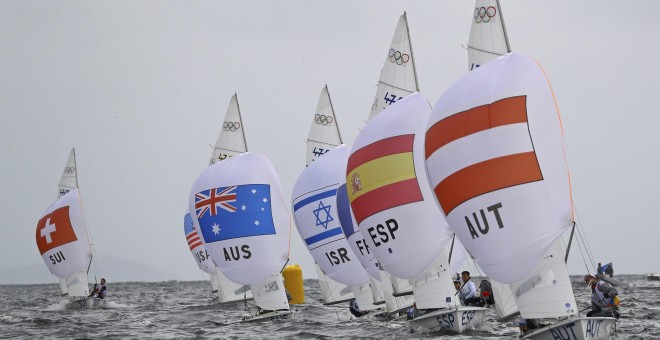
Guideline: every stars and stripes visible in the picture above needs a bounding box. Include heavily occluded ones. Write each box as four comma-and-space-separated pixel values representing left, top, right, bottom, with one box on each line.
184, 213, 203, 251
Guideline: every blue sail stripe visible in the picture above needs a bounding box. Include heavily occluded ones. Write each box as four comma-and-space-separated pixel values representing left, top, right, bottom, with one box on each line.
293, 188, 336, 212
304, 227, 343, 245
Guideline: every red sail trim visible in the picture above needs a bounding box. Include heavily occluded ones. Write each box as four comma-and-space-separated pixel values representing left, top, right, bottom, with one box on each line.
351, 178, 423, 224
435, 152, 543, 215
425, 96, 528, 159
347, 134, 415, 174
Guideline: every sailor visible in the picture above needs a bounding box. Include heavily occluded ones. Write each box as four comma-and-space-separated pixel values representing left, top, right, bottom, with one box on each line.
518, 316, 538, 335
89, 278, 107, 299
459, 271, 482, 306
453, 279, 461, 293
584, 274, 620, 319
348, 298, 368, 318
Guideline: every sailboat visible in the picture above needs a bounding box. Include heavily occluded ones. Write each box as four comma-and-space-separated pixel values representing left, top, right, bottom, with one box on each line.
347, 92, 487, 332
466, 0, 521, 322
305, 86, 382, 311
362, 11, 420, 307
184, 93, 253, 304
467, 0, 511, 70
189, 152, 293, 322
36, 148, 104, 309
424, 52, 617, 339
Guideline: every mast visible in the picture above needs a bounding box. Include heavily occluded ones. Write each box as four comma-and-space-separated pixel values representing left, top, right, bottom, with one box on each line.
234, 93, 248, 152
325, 85, 342, 144
496, 0, 512, 53
564, 222, 576, 264
402, 12, 420, 91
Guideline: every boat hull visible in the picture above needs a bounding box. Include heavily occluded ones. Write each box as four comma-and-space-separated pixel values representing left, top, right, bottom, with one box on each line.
647, 273, 660, 281
241, 310, 294, 323
520, 317, 616, 340
65, 297, 106, 309
409, 306, 488, 333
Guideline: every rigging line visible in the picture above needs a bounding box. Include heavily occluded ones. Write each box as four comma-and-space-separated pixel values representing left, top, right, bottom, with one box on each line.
574, 205, 598, 269
574, 227, 592, 274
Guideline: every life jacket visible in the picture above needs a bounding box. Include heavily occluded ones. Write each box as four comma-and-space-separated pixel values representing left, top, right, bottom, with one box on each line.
591, 282, 612, 308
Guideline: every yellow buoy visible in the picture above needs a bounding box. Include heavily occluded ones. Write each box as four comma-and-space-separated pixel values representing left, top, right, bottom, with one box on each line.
282, 264, 304, 304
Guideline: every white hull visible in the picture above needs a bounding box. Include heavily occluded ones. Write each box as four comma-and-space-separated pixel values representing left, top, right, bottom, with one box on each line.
241, 310, 294, 323
409, 306, 487, 333
65, 297, 106, 310
521, 317, 616, 340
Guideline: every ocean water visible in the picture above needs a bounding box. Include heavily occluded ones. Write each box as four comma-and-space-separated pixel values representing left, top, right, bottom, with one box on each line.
0, 275, 657, 339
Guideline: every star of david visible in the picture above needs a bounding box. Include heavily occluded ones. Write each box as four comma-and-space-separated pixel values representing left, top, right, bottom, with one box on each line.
313, 201, 334, 229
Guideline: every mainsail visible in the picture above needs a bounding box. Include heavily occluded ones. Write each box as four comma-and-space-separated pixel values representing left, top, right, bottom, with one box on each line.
307, 85, 342, 164
367, 12, 419, 122
467, 0, 511, 70
209, 93, 248, 165
189, 152, 291, 311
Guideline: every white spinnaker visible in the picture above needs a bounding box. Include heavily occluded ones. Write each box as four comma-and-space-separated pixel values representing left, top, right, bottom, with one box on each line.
250, 274, 290, 311
307, 85, 342, 164
36, 189, 91, 280
58, 148, 78, 198
367, 12, 419, 121
425, 52, 573, 283
509, 239, 577, 319
292, 146, 369, 287
467, 0, 511, 71
410, 248, 459, 310
189, 152, 290, 286
209, 93, 248, 165
348, 92, 453, 280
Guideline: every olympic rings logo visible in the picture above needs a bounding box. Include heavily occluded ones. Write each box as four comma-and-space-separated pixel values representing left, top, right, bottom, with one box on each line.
474, 6, 497, 23
223, 122, 241, 132
315, 114, 334, 125
64, 167, 75, 174
389, 49, 410, 65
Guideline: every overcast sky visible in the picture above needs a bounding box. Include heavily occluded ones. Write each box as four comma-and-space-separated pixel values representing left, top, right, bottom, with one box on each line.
2, 1, 659, 284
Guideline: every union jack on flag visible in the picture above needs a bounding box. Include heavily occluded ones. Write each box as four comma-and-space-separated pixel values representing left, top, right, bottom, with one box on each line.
195, 186, 237, 218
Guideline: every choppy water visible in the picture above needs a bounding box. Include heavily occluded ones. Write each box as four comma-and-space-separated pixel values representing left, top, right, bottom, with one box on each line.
0, 275, 658, 339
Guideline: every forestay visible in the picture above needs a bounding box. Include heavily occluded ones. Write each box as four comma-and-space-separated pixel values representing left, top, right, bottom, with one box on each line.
424, 52, 573, 283
467, 0, 511, 70
367, 13, 419, 121
292, 145, 370, 287
209, 94, 248, 165
189, 152, 290, 286
307, 85, 342, 164
36, 189, 92, 281
347, 92, 452, 280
